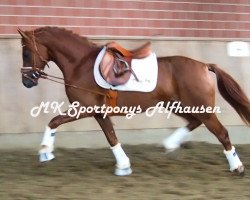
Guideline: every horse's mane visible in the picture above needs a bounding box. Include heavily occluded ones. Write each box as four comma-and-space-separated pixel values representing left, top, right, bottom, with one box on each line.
34, 26, 97, 48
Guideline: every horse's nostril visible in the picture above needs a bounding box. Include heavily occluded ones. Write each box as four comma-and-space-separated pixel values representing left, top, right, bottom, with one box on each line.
22, 78, 37, 88
23, 81, 33, 88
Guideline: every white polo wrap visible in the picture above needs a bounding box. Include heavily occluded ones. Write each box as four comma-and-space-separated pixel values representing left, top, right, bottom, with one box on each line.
224, 146, 243, 171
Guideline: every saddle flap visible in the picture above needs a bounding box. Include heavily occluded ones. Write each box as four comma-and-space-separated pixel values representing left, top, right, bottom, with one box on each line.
100, 51, 114, 78
100, 51, 131, 86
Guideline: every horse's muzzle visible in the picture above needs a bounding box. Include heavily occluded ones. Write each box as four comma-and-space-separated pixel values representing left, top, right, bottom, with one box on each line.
22, 75, 38, 88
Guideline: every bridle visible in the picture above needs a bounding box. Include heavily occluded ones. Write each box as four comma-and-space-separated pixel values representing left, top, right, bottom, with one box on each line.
20, 31, 108, 98
20, 30, 50, 84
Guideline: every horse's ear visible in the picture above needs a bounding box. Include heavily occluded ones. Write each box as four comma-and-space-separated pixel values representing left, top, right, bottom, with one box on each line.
17, 28, 30, 41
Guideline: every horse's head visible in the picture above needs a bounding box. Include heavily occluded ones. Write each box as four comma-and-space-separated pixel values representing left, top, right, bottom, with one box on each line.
18, 28, 50, 88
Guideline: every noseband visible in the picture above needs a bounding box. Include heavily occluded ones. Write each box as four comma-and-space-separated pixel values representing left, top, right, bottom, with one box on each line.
21, 66, 47, 84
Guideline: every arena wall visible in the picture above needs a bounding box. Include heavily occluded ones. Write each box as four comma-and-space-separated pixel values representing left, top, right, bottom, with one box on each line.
0, 1, 249, 146
1, 0, 250, 40
1, 38, 249, 134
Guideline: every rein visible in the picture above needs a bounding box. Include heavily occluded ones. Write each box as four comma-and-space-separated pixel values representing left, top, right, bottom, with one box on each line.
41, 71, 109, 98
21, 32, 109, 99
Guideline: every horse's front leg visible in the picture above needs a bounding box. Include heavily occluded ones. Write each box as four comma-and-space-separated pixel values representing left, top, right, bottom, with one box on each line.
94, 115, 132, 176
39, 111, 86, 162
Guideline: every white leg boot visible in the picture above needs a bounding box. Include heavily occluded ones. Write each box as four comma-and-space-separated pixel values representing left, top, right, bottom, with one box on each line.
163, 127, 190, 152
39, 126, 56, 162
111, 143, 132, 176
224, 146, 244, 174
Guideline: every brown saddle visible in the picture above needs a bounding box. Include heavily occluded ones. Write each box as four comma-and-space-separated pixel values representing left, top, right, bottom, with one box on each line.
99, 41, 152, 86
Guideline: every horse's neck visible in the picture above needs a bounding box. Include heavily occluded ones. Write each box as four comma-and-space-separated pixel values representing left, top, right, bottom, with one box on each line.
39, 32, 99, 80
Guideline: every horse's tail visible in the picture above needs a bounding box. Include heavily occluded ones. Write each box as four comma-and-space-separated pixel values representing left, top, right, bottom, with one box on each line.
208, 64, 250, 126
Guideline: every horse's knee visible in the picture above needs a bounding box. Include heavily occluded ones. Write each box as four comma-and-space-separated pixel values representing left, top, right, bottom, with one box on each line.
48, 116, 63, 129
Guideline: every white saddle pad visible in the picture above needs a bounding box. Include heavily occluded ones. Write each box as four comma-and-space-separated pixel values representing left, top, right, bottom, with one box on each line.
94, 47, 158, 92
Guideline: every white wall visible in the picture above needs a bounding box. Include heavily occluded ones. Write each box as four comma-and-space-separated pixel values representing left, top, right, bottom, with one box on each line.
0, 39, 249, 134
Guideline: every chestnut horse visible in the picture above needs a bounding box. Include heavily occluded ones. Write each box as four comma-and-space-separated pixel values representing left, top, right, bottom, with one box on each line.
18, 27, 249, 176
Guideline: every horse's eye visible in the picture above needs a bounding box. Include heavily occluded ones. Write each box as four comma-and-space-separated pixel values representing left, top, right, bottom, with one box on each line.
23, 49, 32, 60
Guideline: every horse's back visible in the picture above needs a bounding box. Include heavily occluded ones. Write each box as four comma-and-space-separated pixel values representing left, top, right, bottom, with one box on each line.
158, 55, 210, 85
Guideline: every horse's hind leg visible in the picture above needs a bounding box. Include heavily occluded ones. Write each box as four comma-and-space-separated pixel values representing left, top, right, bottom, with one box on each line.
163, 113, 202, 151
95, 115, 132, 176
201, 114, 244, 175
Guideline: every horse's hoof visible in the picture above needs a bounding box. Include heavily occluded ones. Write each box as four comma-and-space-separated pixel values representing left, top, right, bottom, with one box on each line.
165, 147, 178, 154
115, 167, 132, 176
39, 151, 55, 162
233, 165, 245, 176
163, 139, 180, 153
